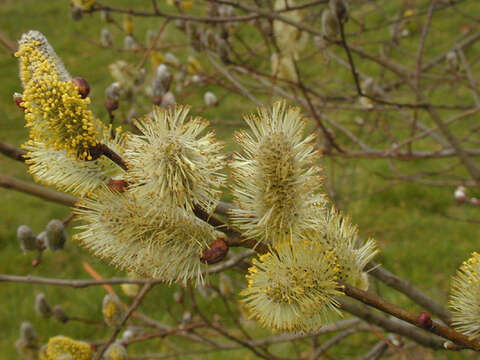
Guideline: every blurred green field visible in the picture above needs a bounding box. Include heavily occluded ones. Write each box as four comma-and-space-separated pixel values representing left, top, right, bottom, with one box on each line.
1, 0, 480, 359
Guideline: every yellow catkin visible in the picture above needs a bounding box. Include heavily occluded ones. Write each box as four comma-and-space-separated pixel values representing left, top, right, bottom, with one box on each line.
16, 32, 99, 160
44, 336, 92, 360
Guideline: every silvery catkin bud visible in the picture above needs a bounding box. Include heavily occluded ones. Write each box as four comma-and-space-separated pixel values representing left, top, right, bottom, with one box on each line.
106, 82, 121, 102
361, 77, 375, 97
204, 91, 218, 107
101, 28, 113, 47
45, 219, 66, 251
101, 9, 113, 23
152, 64, 171, 99
202, 29, 216, 49
321, 9, 339, 39
124, 35, 136, 50
164, 52, 180, 67
53, 305, 69, 323
155, 64, 172, 90
70, 4, 83, 21
104, 341, 128, 360
36, 231, 48, 249
103, 294, 125, 327
35, 293, 52, 318
161, 92, 176, 108
175, 19, 186, 31
446, 50, 459, 71
122, 328, 135, 342
20, 321, 37, 344
329, 0, 348, 23
215, 35, 230, 64
180, 311, 192, 328
17, 225, 38, 252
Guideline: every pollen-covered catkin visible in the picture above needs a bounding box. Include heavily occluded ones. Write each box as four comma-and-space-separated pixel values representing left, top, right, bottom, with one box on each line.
102, 294, 125, 327
123, 105, 225, 214
230, 100, 326, 246
16, 31, 99, 160
450, 252, 480, 339
241, 240, 342, 333
43, 335, 92, 360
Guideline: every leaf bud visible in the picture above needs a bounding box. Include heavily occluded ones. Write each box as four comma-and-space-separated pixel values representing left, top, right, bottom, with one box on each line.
13, 92, 26, 111
72, 77, 90, 99
417, 312, 432, 328
108, 179, 129, 193
105, 99, 119, 112
200, 238, 228, 264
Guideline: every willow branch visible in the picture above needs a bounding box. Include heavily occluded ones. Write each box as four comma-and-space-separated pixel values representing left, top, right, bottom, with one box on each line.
94, 282, 155, 359
342, 283, 480, 350
0, 173, 76, 207
366, 261, 452, 325
0, 141, 26, 162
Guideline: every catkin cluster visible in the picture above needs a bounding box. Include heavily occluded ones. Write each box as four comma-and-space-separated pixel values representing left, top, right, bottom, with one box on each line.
15, 31, 378, 334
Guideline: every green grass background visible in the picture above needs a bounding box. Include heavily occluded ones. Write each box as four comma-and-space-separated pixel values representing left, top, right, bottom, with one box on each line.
1, 0, 480, 358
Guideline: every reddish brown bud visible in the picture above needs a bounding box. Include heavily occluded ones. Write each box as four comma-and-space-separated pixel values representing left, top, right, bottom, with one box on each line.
32, 258, 40, 267
13, 93, 26, 111
105, 99, 119, 112
108, 179, 129, 193
173, 291, 184, 304
86, 143, 105, 161
152, 96, 163, 105
200, 238, 228, 265
72, 77, 90, 98
417, 312, 432, 328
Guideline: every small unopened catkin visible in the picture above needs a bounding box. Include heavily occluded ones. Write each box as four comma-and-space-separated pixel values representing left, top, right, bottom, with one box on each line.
17, 225, 38, 252
102, 294, 125, 327
45, 219, 66, 251
35, 293, 52, 318
104, 341, 128, 360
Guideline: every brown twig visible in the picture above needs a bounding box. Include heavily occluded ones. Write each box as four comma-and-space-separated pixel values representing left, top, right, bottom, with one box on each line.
342, 283, 480, 350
